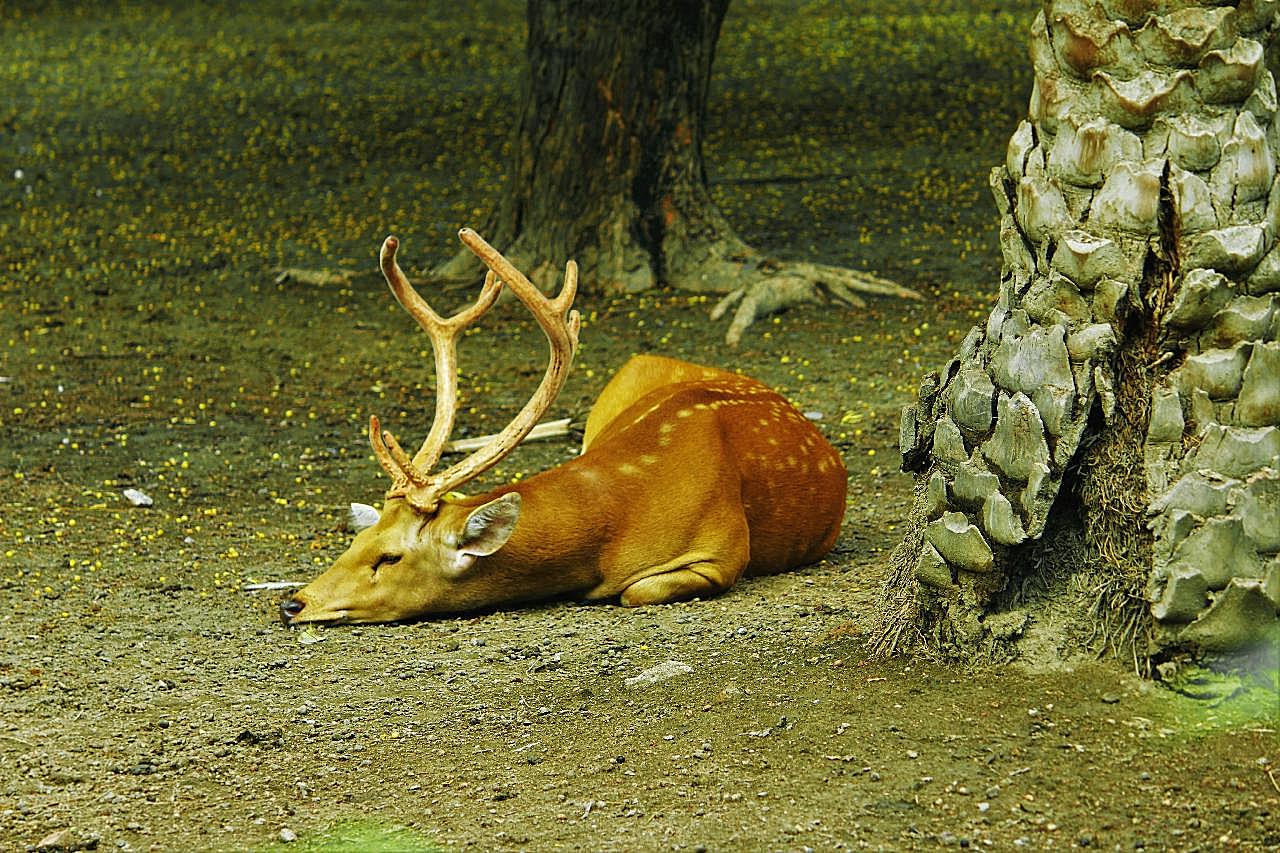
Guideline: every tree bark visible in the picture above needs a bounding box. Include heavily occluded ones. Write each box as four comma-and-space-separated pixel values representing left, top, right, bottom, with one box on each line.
876, 0, 1280, 672
434, 0, 918, 342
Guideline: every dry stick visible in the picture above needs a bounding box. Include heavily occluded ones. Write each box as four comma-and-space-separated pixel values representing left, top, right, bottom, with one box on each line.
443, 418, 573, 454
243, 581, 306, 591
1267, 766, 1280, 795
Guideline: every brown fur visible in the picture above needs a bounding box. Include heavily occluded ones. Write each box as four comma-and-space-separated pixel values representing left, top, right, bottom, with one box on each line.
284, 355, 847, 624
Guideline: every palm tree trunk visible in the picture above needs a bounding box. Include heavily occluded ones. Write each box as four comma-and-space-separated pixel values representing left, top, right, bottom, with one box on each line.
877, 0, 1280, 671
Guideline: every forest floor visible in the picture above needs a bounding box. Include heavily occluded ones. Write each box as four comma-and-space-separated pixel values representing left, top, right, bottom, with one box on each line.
2, 1, 1277, 851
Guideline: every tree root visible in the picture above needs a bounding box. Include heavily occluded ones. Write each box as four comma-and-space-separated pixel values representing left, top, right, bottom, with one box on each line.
288, 234, 921, 345
706, 259, 922, 345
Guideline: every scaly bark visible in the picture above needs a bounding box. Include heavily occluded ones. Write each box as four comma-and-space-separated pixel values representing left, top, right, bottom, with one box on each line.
876, 0, 1280, 670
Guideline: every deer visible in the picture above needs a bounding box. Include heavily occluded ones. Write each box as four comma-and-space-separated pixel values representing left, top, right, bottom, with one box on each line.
279, 229, 848, 625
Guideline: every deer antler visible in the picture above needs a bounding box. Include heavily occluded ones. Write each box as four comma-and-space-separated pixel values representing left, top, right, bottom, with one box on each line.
370, 230, 581, 512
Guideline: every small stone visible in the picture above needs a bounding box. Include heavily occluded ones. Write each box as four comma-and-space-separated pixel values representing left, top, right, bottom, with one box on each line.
35, 830, 68, 850
122, 488, 153, 507
624, 660, 692, 690
279, 827, 298, 843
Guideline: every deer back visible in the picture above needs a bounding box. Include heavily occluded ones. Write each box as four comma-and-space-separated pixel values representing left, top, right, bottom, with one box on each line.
580, 355, 847, 577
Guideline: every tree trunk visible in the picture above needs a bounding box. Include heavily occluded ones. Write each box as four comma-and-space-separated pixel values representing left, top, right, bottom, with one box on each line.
434, 0, 919, 343
433, 0, 732, 294
876, 0, 1280, 673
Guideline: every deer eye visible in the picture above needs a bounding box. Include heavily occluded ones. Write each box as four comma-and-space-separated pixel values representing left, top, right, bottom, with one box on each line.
371, 554, 402, 574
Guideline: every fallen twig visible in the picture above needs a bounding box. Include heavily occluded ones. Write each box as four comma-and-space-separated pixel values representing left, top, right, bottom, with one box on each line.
444, 418, 574, 453
274, 268, 359, 286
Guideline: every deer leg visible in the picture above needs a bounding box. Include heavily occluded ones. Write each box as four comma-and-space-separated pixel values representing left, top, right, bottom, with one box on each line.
619, 558, 744, 606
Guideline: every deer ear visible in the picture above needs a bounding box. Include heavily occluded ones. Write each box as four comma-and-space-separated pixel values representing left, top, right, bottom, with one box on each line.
459, 493, 521, 557
348, 502, 381, 532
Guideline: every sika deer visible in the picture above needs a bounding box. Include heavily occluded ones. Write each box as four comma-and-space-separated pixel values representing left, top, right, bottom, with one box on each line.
281, 229, 846, 625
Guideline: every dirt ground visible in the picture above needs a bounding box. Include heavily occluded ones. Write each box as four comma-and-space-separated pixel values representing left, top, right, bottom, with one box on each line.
3, 1, 1278, 851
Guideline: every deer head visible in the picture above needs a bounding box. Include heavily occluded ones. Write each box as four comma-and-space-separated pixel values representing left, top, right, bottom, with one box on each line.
281, 229, 579, 624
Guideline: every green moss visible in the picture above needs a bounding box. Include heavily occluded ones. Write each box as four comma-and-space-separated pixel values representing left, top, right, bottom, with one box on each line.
260, 820, 442, 852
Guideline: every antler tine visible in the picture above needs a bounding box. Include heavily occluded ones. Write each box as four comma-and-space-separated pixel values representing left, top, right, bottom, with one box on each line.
408, 229, 580, 505
375, 236, 503, 487
457, 228, 579, 323
368, 415, 411, 489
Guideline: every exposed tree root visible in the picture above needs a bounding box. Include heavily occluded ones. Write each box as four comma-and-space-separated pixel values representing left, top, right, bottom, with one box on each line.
304, 229, 922, 345
704, 258, 922, 345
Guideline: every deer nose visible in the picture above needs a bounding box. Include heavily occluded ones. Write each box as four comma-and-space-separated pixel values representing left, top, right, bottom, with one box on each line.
280, 597, 305, 624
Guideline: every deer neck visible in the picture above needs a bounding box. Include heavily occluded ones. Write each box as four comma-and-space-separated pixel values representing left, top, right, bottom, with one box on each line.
462, 456, 618, 604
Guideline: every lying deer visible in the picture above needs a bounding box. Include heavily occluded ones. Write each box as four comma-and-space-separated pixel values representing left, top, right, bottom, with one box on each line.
280, 229, 847, 625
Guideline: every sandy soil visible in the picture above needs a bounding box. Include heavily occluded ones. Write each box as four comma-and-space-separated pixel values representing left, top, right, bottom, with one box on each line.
2, 1, 1277, 851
